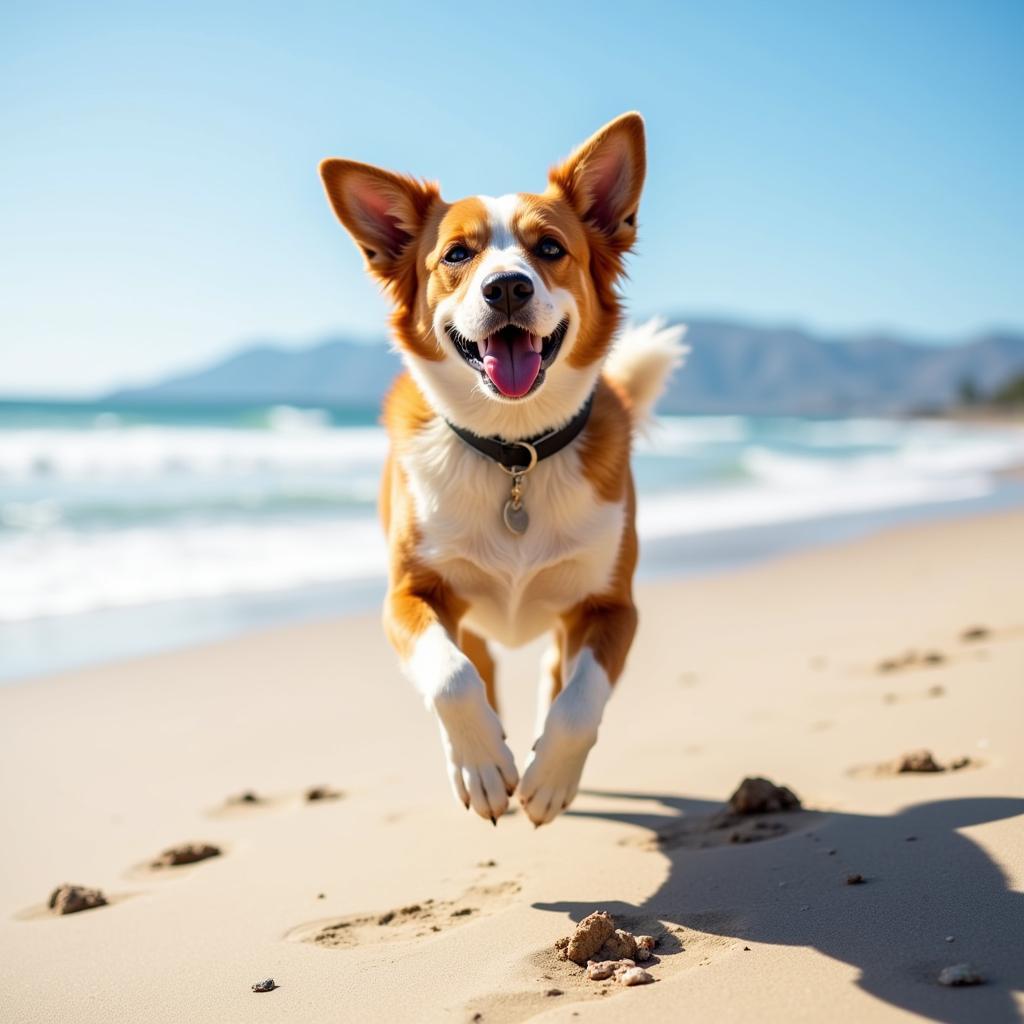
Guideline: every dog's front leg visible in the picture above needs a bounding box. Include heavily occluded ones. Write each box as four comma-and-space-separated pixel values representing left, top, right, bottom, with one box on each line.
385, 579, 518, 823
520, 600, 638, 827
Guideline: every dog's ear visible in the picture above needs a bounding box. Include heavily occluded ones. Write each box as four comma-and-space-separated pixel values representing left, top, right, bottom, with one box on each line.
319, 159, 439, 287
549, 112, 646, 250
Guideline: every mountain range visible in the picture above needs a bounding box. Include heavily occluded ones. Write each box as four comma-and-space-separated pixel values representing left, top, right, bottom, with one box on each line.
111, 318, 1024, 416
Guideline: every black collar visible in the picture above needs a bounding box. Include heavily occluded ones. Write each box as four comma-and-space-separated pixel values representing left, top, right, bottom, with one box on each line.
445, 393, 595, 472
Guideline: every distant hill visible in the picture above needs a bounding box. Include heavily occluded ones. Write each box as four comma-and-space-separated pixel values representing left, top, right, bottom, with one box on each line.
110, 320, 1024, 416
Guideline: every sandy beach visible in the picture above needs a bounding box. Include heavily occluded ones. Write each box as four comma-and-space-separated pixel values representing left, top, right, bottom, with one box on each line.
2, 509, 1022, 1023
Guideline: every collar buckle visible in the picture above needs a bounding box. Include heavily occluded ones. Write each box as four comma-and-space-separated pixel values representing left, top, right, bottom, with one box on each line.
498, 440, 538, 476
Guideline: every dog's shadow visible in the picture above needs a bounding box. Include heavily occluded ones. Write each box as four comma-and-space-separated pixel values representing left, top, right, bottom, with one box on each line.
534, 789, 1024, 1024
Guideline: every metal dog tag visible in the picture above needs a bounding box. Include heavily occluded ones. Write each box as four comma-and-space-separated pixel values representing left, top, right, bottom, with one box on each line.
499, 446, 537, 537
503, 498, 529, 535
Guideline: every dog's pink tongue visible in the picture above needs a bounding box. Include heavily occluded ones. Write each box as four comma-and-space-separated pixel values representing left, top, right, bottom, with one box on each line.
481, 330, 542, 398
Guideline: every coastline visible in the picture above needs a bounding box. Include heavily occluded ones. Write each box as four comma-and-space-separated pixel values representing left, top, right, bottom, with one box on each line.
2, 509, 1022, 1022
5, 479, 1024, 685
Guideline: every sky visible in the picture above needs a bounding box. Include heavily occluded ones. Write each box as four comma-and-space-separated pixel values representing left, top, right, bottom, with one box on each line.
2, 1, 1022, 396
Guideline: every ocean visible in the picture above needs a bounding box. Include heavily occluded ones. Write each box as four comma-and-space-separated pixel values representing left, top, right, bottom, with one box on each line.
2, 398, 1023, 682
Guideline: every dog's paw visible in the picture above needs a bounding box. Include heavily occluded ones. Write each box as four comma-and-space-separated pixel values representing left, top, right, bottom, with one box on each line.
518, 727, 595, 827
435, 691, 518, 823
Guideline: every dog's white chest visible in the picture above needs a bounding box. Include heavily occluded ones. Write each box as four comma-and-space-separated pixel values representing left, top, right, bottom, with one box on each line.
400, 422, 624, 647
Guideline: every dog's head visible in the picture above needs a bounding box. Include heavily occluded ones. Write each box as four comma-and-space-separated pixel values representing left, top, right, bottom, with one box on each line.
320, 113, 645, 437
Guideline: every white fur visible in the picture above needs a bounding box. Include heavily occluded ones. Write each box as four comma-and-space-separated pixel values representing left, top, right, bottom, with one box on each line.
399, 415, 624, 827
400, 418, 625, 649
403, 622, 518, 820
520, 649, 612, 826
604, 317, 688, 423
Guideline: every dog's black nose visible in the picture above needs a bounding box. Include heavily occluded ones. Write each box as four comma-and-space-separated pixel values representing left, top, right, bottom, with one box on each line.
481, 271, 534, 316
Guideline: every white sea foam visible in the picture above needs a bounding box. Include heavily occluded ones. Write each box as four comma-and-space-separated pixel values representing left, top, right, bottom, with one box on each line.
0, 423, 388, 481
0, 518, 388, 622
1, 414, 1023, 623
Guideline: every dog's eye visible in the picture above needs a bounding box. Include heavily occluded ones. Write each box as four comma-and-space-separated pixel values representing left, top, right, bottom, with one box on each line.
442, 244, 473, 265
536, 237, 566, 260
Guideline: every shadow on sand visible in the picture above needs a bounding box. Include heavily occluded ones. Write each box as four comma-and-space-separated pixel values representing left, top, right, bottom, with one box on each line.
534, 790, 1024, 1024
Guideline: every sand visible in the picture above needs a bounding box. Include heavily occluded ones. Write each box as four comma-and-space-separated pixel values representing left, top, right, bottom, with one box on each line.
1, 509, 1022, 1023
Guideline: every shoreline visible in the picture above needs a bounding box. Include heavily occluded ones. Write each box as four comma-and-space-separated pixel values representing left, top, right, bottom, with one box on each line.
2, 508, 1022, 1022
4, 481, 1024, 686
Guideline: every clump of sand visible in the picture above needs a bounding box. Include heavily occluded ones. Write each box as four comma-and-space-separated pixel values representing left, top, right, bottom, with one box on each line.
728, 777, 801, 815
305, 785, 344, 802
151, 843, 221, 868
888, 750, 972, 774
877, 649, 946, 672
556, 912, 659, 988
48, 884, 107, 915
564, 911, 614, 965
895, 750, 943, 773
227, 790, 262, 805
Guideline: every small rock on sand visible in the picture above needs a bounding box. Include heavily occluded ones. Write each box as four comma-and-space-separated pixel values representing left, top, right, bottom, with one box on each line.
619, 967, 655, 987
48, 884, 107, 915
635, 935, 656, 961
878, 651, 918, 672
728, 777, 801, 815
938, 963, 985, 987
567, 911, 615, 966
305, 786, 343, 802
151, 843, 221, 868
845, 873, 865, 885
251, 978, 277, 993
228, 790, 262, 805
585, 959, 635, 981
960, 626, 990, 643
895, 750, 943, 773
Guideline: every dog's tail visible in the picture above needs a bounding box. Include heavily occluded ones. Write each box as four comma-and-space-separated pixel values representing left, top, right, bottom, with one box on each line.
603, 317, 688, 423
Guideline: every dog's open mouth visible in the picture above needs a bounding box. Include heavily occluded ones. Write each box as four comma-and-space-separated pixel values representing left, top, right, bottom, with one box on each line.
447, 319, 569, 399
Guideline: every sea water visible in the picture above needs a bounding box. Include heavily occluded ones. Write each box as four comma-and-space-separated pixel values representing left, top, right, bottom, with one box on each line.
2, 399, 1023, 681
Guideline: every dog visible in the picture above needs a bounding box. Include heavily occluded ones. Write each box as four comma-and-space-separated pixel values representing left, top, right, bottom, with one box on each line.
319, 113, 683, 826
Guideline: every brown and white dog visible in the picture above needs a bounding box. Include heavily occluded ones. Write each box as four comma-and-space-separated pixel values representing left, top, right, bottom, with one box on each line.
319, 113, 683, 826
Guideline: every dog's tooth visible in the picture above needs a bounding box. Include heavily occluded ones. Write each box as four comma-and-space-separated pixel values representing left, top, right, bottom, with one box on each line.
530, 333, 543, 353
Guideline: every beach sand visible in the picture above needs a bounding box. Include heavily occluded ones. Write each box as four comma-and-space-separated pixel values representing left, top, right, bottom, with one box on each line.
1, 510, 1022, 1023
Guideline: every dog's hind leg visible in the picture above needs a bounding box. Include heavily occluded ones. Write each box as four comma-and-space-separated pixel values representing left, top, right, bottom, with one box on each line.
459, 628, 498, 714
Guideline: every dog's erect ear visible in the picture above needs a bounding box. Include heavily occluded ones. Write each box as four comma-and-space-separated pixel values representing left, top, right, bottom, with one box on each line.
549, 112, 646, 248
319, 159, 439, 284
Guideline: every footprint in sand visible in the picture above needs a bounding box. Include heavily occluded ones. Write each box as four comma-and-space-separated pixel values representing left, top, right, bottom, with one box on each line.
125, 841, 226, 881
208, 786, 345, 819
286, 880, 521, 949
14, 885, 137, 921
849, 749, 981, 779
876, 649, 948, 674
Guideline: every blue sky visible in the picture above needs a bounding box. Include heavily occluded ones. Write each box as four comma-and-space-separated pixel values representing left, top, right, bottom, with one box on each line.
2, 1, 1022, 395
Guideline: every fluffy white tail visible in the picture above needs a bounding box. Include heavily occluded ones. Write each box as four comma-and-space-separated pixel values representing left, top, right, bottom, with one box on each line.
603, 317, 688, 422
